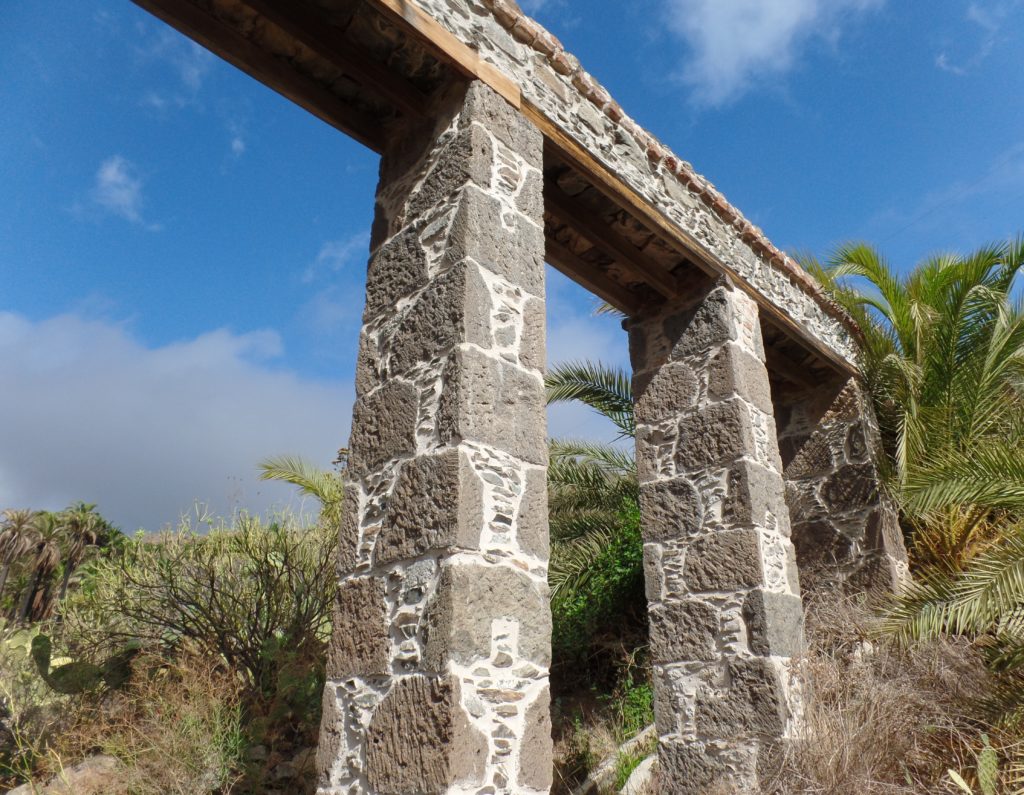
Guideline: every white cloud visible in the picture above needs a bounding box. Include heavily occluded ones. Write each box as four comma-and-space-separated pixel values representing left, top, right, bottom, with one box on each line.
936, 0, 1020, 75
230, 136, 246, 156
303, 233, 370, 284
136, 27, 212, 110
0, 313, 353, 532
663, 0, 882, 107
90, 155, 160, 229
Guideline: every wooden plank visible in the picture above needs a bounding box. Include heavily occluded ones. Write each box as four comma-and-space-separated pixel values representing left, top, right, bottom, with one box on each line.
546, 181, 679, 300
132, 0, 384, 151
369, 0, 521, 109
764, 346, 819, 391
525, 98, 859, 376
545, 238, 643, 315
241, 0, 430, 118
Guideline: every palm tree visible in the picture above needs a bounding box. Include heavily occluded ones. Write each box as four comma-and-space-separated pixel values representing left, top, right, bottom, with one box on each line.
57, 502, 110, 601
545, 362, 638, 599
258, 454, 345, 527
0, 509, 40, 604
803, 239, 1024, 568
17, 512, 63, 623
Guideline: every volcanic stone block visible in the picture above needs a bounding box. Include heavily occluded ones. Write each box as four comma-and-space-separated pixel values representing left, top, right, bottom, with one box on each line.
337, 494, 360, 574
364, 226, 428, 320
683, 529, 764, 592
643, 543, 664, 602
437, 347, 547, 465
634, 362, 699, 424
694, 658, 788, 737
315, 687, 344, 789
743, 589, 805, 657
375, 450, 484, 564
783, 432, 835, 479
665, 286, 734, 359
846, 552, 905, 594
516, 467, 549, 559
658, 740, 732, 795
518, 688, 553, 791
725, 460, 788, 528
638, 476, 703, 542
865, 506, 909, 563
519, 297, 546, 372
821, 463, 878, 513
444, 185, 545, 297
421, 563, 551, 670
348, 380, 419, 474
790, 519, 855, 574
388, 261, 493, 376
845, 421, 870, 462
407, 122, 494, 219
648, 599, 719, 662
326, 577, 390, 678
676, 398, 755, 472
365, 676, 487, 794
462, 79, 542, 162
708, 342, 774, 414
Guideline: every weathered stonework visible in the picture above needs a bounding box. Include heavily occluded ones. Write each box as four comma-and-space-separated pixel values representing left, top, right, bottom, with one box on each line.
317, 79, 551, 795
630, 282, 804, 794
777, 378, 909, 596
408, 0, 861, 367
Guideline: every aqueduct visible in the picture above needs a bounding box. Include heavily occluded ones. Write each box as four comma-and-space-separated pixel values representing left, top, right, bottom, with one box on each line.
131, 0, 909, 791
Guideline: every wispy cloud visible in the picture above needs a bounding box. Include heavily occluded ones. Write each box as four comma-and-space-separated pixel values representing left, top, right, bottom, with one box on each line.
936, 0, 1021, 75
136, 27, 212, 110
0, 312, 353, 532
302, 233, 370, 284
89, 155, 160, 230
662, 0, 883, 107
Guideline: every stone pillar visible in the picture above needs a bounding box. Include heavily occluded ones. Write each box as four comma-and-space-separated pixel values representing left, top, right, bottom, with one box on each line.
629, 281, 804, 794
776, 378, 909, 597
316, 80, 552, 795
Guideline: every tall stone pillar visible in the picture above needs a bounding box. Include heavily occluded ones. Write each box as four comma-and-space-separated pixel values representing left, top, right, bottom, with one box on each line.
317, 81, 552, 795
629, 281, 804, 794
776, 378, 909, 596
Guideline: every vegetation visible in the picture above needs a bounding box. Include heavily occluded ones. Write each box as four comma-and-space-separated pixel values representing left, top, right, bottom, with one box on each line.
3, 238, 1024, 792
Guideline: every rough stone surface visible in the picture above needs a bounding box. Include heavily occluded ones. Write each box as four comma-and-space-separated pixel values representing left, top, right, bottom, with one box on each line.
364, 227, 428, 321
648, 599, 719, 662
348, 380, 419, 474
327, 577, 390, 677
634, 362, 698, 423
694, 659, 788, 737
365, 676, 487, 793
638, 476, 702, 542
684, 529, 764, 592
517, 467, 549, 559
708, 342, 774, 415
437, 346, 547, 465
743, 589, 805, 657
421, 563, 551, 670
519, 688, 554, 790
375, 450, 484, 564
676, 398, 755, 472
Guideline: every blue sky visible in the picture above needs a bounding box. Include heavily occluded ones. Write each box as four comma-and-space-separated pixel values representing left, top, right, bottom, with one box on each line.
2, 0, 1023, 531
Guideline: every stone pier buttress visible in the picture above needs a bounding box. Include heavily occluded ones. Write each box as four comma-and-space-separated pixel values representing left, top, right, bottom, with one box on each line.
630, 281, 805, 794
317, 80, 552, 795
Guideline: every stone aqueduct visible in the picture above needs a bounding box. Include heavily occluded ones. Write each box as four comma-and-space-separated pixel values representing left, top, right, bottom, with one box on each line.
132, 0, 909, 791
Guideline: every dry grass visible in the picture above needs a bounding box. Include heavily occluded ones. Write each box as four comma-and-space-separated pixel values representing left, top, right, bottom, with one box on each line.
766, 595, 992, 795
47, 651, 245, 795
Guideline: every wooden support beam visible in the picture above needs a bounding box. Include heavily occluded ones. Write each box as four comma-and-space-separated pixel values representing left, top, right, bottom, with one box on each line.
764, 345, 820, 391
545, 181, 680, 300
240, 0, 430, 118
545, 238, 643, 315
132, 0, 384, 152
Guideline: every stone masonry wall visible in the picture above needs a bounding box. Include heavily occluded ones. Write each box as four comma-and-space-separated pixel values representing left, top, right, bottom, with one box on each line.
629, 281, 804, 794
317, 79, 552, 795
778, 379, 909, 596
403, 0, 860, 368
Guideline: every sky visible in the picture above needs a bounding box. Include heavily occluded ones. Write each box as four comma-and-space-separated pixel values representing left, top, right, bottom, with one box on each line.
2, 0, 1023, 531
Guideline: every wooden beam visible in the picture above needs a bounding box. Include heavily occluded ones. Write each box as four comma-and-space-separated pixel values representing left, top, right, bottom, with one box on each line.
370, 0, 521, 109
132, 0, 384, 152
545, 181, 679, 300
764, 346, 820, 391
545, 238, 643, 315
526, 99, 859, 377
240, 0, 430, 118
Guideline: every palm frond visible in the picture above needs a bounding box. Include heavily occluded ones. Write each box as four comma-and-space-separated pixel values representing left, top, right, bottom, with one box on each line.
546, 361, 634, 437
